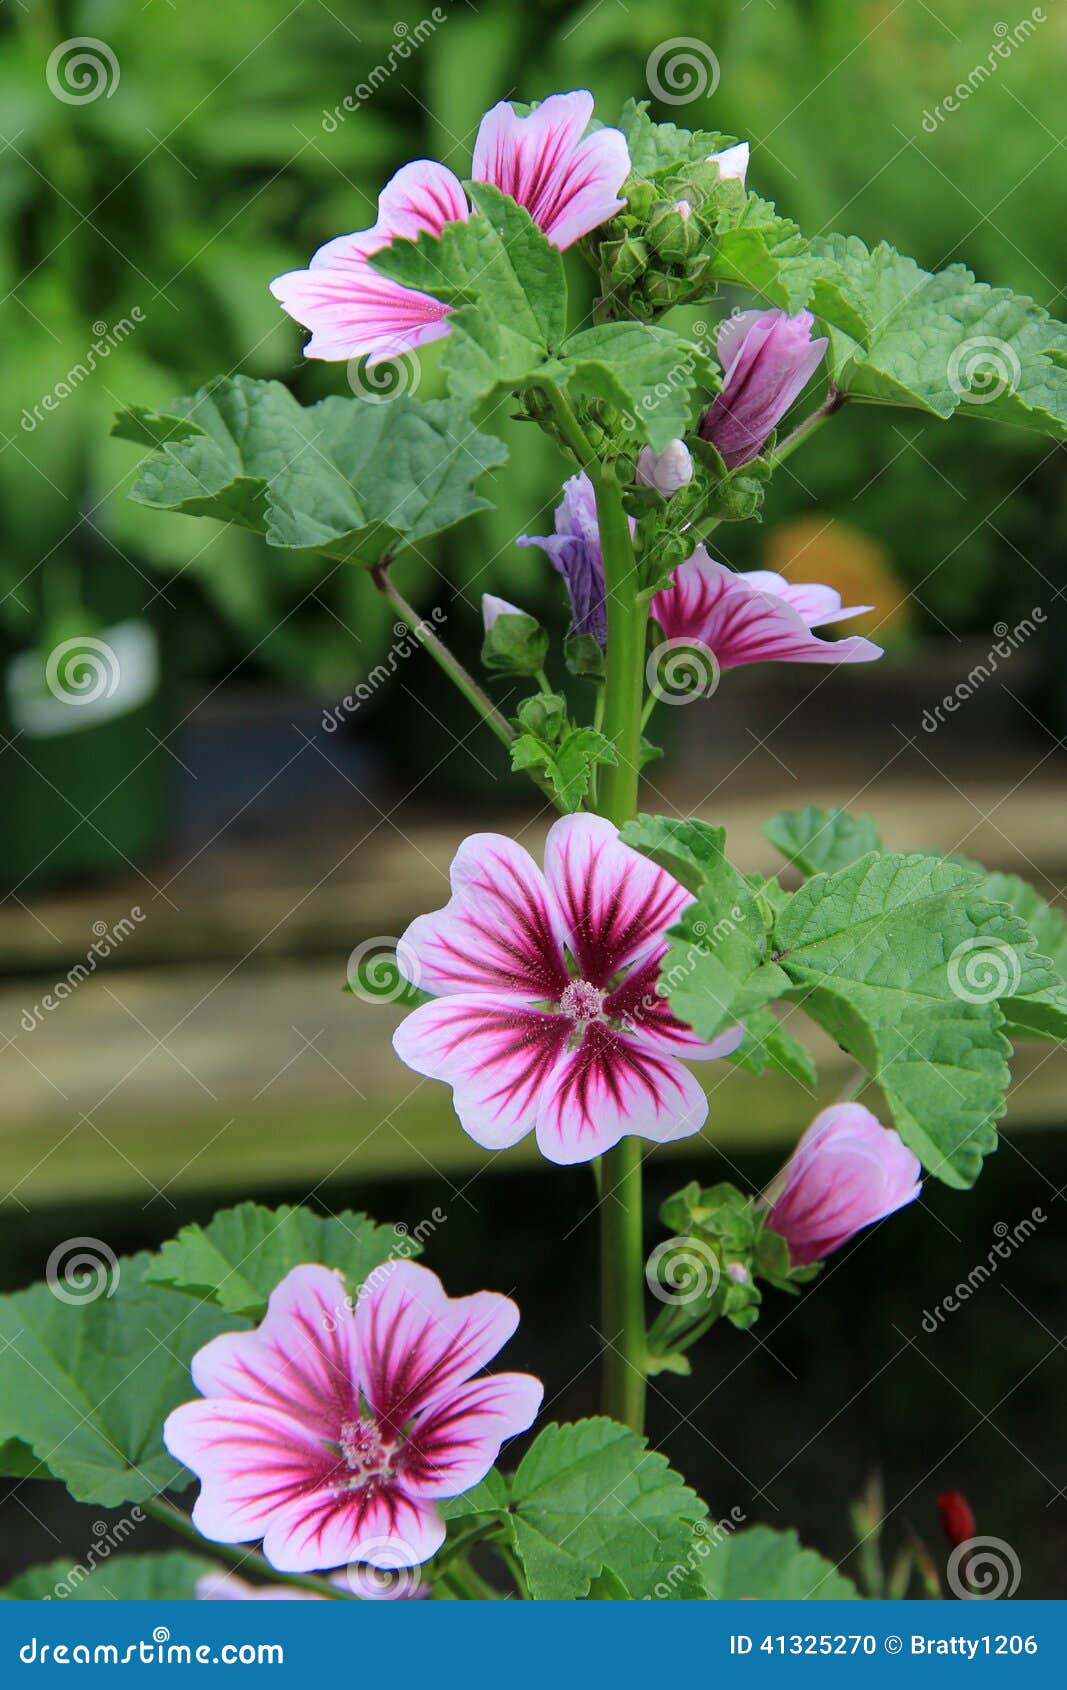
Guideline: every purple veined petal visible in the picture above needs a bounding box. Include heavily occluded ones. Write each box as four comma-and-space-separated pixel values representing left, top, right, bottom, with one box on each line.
765, 1103, 922, 1266
163, 1398, 341, 1550
704, 309, 829, 468
354, 1260, 521, 1437
189, 1265, 359, 1439
535, 1021, 710, 1165
544, 813, 693, 986
398, 1372, 544, 1499
397, 832, 570, 999
372, 158, 470, 242
472, 90, 630, 249
605, 950, 744, 1062
517, 472, 615, 647
269, 159, 469, 364
740, 572, 873, 629
261, 1478, 445, 1574
652, 550, 883, 669
392, 993, 570, 1150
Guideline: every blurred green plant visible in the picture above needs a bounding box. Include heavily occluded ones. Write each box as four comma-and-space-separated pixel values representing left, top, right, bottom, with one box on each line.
3, 0, 1065, 697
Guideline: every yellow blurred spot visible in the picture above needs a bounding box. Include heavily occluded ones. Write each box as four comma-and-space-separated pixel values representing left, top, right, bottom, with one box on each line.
764, 516, 911, 638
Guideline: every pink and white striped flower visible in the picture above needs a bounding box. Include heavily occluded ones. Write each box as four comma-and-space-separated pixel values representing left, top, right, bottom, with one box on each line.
270, 92, 629, 364
392, 815, 743, 1165
650, 547, 883, 671
164, 1262, 541, 1575
764, 1103, 922, 1265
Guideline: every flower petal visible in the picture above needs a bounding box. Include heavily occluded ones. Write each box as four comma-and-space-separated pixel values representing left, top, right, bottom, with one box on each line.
163, 1398, 339, 1549
270, 238, 451, 364
262, 1480, 445, 1574
473, 91, 629, 249
544, 813, 691, 985
535, 1021, 709, 1164
189, 1265, 358, 1440
606, 950, 744, 1061
739, 571, 872, 629
392, 993, 570, 1150
652, 550, 882, 669
398, 832, 570, 998
355, 1260, 521, 1436
399, 1372, 543, 1498
373, 159, 470, 241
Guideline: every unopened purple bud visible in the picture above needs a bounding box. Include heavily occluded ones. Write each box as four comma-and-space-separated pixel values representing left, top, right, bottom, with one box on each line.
700, 309, 828, 469
764, 1103, 922, 1266
481, 593, 525, 631
635, 439, 694, 497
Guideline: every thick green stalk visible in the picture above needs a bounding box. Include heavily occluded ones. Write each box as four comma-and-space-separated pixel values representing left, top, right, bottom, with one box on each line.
540, 383, 650, 1433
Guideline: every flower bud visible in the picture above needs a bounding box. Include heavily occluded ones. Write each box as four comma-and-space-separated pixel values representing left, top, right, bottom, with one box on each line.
708, 142, 750, 184
635, 440, 694, 497
700, 309, 828, 468
479, 595, 549, 676
647, 202, 700, 264
937, 1492, 977, 1551
763, 1103, 921, 1266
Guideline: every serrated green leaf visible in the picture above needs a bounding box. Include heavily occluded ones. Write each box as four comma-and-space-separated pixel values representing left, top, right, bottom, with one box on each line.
706, 194, 815, 312
764, 805, 883, 878
558, 322, 715, 451
623, 814, 787, 1040
807, 235, 1067, 435
114, 378, 507, 564
0, 1256, 244, 1506
727, 1007, 817, 1087
372, 184, 567, 405
144, 1202, 412, 1319
619, 100, 734, 179
978, 871, 1067, 1042
702, 1525, 858, 1600
503, 1418, 707, 1600
2, 1551, 216, 1602
772, 853, 1062, 1186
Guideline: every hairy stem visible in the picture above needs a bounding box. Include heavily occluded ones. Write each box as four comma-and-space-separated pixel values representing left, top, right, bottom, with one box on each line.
371, 565, 515, 752
768, 386, 846, 467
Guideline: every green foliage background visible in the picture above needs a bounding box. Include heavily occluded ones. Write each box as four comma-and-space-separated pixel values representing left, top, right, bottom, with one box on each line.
2, 0, 1065, 690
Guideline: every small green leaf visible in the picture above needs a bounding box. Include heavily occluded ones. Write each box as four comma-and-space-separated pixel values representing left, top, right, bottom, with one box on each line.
114, 379, 507, 565
619, 100, 735, 179
764, 805, 883, 878
702, 1525, 858, 1600
976, 871, 1067, 1042
144, 1201, 412, 1319
727, 1007, 817, 1088
2, 1551, 217, 1602
503, 1418, 707, 1600
0, 1256, 244, 1506
511, 726, 617, 813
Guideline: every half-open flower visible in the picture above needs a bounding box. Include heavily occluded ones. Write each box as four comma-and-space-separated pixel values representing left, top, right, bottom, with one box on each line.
700, 308, 828, 468
164, 1262, 542, 1574
763, 1103, 922, 1266
650, 547, 882, 670
270, 92, 629, 364
392, 815, 742, 1165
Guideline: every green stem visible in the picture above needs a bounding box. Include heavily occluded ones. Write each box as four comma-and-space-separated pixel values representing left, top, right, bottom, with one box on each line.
767, 386, 845, 468
372, 565, 515, 753
142, 1498, 356, 1600
539, 384, 650, 1433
